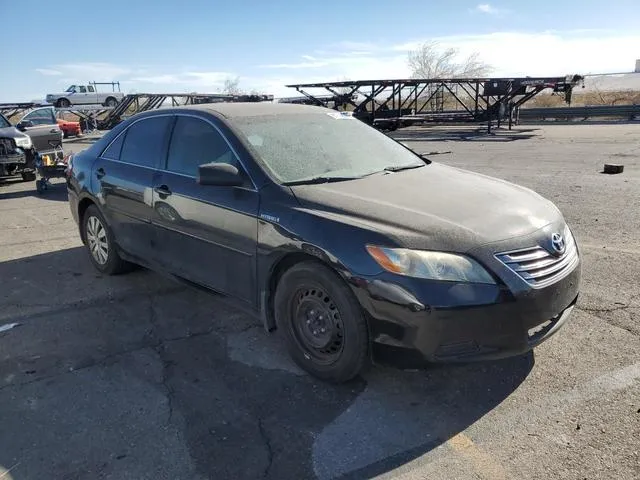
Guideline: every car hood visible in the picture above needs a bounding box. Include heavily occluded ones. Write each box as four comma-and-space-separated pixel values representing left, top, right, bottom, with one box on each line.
0, 126, 29, 141
290, 162, 564, 252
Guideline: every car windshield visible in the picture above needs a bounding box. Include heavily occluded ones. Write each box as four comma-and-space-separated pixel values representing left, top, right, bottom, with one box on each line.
0, 115, 11, 128
231, 111, 425, 184
65, 86, 76, 92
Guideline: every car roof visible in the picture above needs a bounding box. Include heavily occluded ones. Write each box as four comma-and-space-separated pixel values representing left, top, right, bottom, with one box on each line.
167, 102, 331, 118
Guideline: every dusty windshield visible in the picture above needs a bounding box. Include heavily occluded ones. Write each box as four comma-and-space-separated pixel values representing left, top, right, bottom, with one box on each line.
65, 86, 77, 93
232, 111, 425, 184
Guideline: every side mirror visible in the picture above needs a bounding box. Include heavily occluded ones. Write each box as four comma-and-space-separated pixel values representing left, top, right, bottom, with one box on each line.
197, 162, 244, 186
16, 120, 33, 131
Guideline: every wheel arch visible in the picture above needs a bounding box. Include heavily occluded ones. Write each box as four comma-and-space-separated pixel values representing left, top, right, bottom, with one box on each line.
262, 250, 354, 332
77, 196, 99, 243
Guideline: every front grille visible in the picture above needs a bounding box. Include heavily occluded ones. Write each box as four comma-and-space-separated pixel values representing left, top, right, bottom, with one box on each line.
496, 227, 579, 288
0, 137, 15, 156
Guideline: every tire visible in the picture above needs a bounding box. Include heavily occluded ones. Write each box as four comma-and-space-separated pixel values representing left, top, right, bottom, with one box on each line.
81, 204, 132, 275
35, 179, 47, 194
274, 261, 370, 383
105, 97, 118, 108
21, 172, 36, 182
56, 98, 71, 108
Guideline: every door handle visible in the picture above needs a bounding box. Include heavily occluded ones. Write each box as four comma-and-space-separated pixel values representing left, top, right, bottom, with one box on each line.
96, 167, 105, 179
153, 185, 172, 196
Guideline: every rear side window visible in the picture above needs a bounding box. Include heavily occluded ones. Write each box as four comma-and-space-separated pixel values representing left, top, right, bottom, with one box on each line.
166, 116, 238, 176
119, 116, 172, 168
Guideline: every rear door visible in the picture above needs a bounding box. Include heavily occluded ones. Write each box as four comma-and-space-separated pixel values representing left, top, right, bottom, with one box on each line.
20, 107, 62, 152
86, 85, 99, 104
151, 114, 259, 303
75, 85, 91, 104
92, 114, 173, 263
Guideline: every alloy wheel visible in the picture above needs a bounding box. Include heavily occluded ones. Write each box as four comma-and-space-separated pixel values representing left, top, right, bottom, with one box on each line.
86, 215, 109, 265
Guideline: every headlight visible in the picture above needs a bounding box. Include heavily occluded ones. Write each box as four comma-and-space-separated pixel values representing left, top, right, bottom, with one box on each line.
366, 245, 496, 284
14, 136, 32, 149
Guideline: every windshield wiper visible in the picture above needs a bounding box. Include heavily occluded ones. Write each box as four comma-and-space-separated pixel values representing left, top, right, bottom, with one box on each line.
383, 163, 425, 173
282, 175, 362, 186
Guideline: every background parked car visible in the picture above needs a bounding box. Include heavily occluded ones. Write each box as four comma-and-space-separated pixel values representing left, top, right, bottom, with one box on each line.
15, 107, 63, 153
57, 117, 82, 138
0, 113, 37, 181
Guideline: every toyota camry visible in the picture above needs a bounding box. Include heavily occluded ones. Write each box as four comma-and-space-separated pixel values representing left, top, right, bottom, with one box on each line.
66, 103, 581, 383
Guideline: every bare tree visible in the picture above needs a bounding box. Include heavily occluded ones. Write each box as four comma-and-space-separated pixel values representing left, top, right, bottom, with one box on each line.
406, 41, 491, 112
407, 41, 491, 79
221, 76, 242, 95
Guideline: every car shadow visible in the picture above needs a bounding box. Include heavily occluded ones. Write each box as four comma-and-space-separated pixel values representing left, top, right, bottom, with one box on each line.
391, 126, 540, 143
0, 178, 68, 201
0, 247, 533, 479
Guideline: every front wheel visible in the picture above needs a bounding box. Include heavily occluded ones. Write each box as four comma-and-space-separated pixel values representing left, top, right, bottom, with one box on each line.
56, 98, 71, 108
274, 261, 370, 383
81, 205, 132, 275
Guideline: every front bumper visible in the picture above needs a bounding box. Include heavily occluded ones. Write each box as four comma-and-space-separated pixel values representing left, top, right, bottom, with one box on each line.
349, 254, 581, 365
0, 150, 30, 176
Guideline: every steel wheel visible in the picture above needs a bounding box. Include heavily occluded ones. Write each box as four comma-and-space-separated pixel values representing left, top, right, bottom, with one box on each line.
289, 285, 345, 365
86, 215, 109, 265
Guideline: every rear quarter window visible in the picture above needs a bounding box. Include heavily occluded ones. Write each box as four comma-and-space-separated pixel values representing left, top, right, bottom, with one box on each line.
101, 132, 125, 160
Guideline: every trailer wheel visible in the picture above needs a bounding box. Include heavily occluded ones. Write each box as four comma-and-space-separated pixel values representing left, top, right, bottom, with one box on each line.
36, 179, 47, 194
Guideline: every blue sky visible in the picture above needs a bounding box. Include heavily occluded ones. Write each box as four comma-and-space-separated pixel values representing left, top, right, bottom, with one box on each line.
2, 0, 639, 101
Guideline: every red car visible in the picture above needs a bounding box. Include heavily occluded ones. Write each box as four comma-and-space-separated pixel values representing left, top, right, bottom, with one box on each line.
57, 118, 82, 138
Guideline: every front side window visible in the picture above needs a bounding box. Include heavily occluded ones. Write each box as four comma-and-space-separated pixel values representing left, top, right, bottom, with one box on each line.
78, 86, 87, 93
119, 116, 172, 168
166, 116, 239, 177
23, 108, 56, 126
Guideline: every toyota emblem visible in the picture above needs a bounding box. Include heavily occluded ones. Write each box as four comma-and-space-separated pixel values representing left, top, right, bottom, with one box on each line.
551, 233, 565, 255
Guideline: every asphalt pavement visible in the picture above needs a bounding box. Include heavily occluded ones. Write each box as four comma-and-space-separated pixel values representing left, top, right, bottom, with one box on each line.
0, 123, 638, 480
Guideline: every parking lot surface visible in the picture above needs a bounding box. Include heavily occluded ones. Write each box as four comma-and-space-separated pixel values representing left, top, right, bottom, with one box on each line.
1, 124, 638, 480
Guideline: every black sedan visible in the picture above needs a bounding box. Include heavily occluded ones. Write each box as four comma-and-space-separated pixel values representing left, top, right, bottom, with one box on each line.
66, 103, 581, 383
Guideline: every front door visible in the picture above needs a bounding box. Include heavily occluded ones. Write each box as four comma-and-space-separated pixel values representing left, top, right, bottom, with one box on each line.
19, 107, 62, 153
151, 114, 259, 305
92, 115, 173, 263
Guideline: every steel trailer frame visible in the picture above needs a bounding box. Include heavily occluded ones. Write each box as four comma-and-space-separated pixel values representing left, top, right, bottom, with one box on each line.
0, 92, 274, 130
285, 75, 584, 131
98, 92, 274, 129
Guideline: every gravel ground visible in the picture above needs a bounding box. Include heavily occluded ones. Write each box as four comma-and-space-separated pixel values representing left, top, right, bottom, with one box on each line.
0, 123, 638, 480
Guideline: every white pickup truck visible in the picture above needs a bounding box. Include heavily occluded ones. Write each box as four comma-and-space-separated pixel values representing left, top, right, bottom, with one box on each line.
46, 83, 125, 108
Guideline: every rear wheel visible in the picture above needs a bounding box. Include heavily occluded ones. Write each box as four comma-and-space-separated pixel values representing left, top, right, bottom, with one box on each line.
81, 205, 132, 275
21, 172, 36, 182
274, 261, 370, 383
105, 97, 118, 108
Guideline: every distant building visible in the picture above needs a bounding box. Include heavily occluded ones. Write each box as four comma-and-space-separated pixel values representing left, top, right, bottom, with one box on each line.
635, 59, 640, 73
